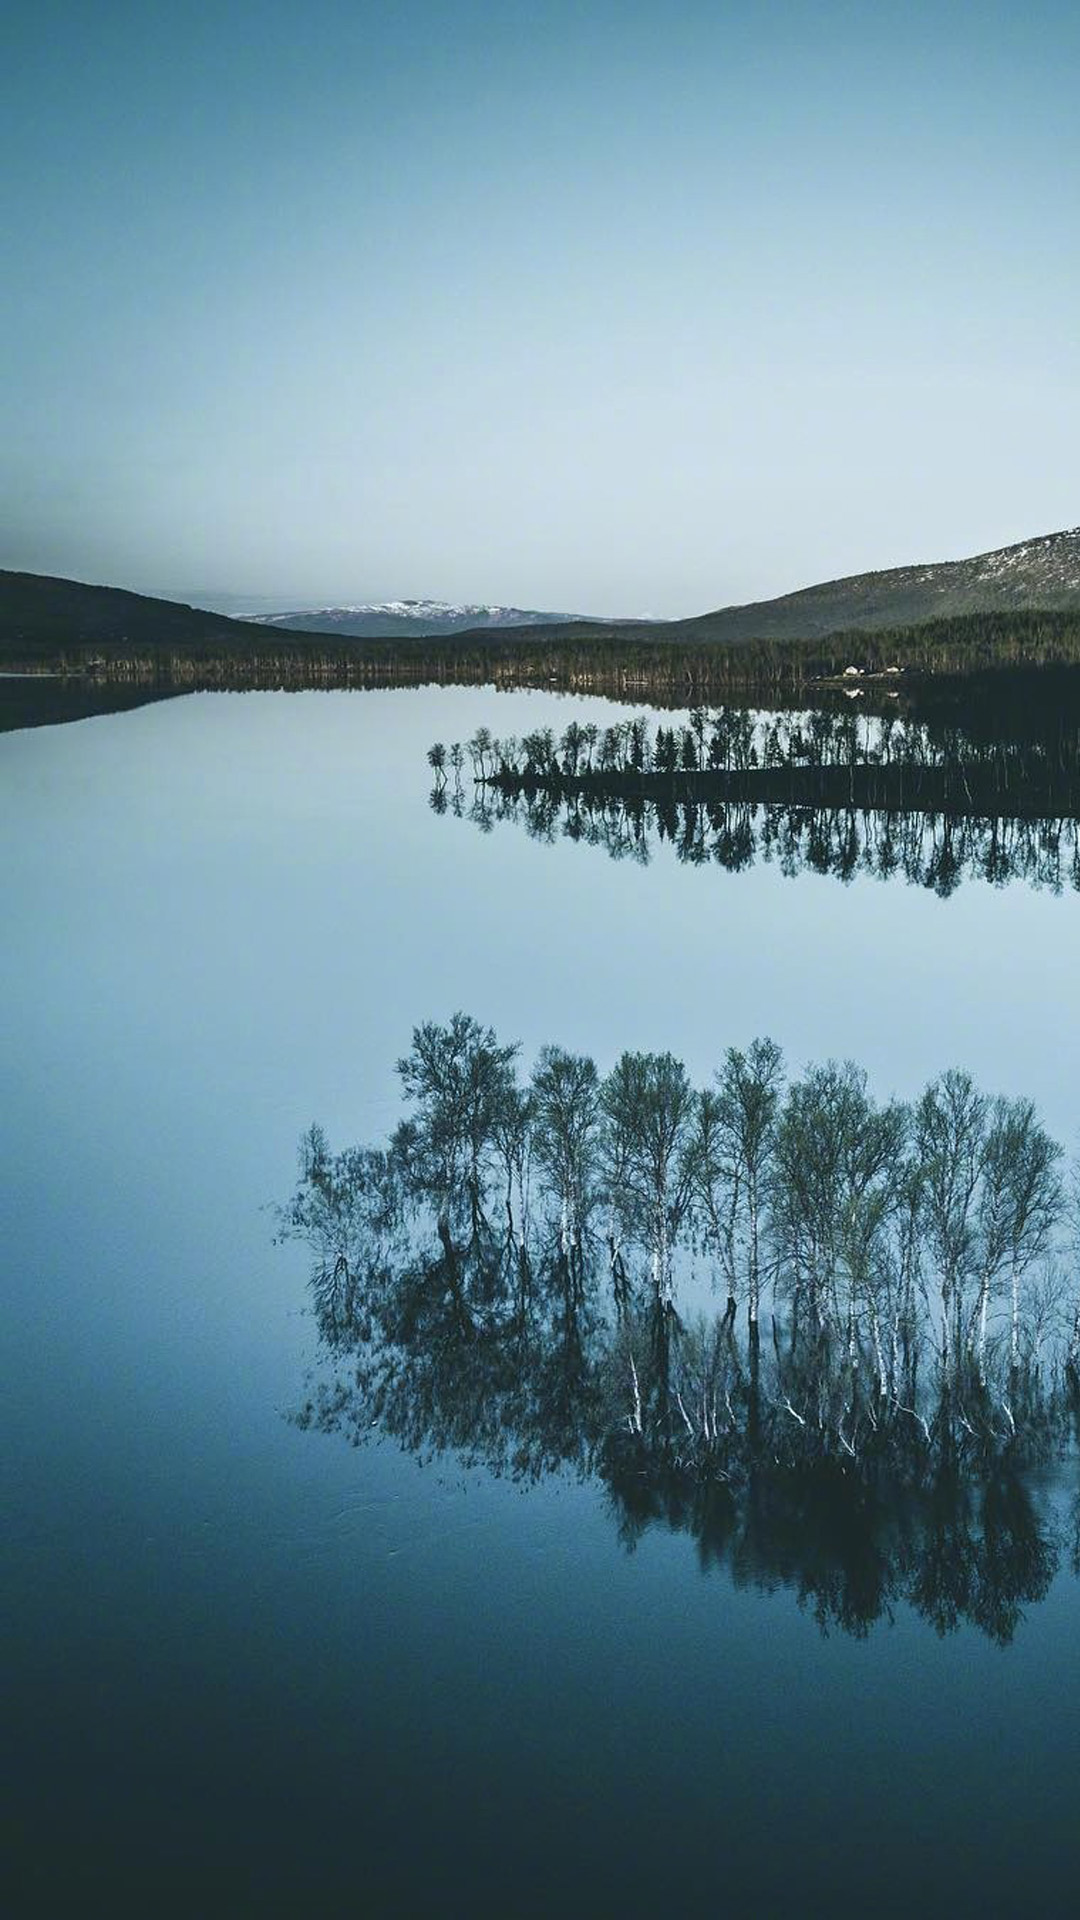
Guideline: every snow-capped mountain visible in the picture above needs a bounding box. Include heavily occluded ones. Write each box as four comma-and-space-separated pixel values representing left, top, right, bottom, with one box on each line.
252, 599, 584, 640
4, 526, 1079, 667
252, 531, 1080, 647
952, 527, 1080, 594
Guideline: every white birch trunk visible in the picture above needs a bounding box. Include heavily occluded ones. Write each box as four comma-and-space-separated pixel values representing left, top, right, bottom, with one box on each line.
748, 1184, 760, 1328
977, 1271, 990, 1384
869, 1300, 887, 1399
628, 1353, 643, 1433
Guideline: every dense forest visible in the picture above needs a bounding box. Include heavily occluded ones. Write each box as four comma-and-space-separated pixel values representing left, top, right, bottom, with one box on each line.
280, 1018, 1080, 1639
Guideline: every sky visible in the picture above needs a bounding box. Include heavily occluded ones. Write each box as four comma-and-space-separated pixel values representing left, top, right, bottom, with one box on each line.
2, 0, 1078, 616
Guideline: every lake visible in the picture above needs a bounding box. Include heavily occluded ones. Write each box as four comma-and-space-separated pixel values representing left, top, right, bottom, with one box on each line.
4, 685, 1079, 1914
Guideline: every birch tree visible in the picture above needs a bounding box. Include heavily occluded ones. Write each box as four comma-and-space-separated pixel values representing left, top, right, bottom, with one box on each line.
993, 1099, 1062, 1374
914, 1069, 989, 1385
530, 1045, 602, 1302
600, 1051, 698, 1309
711, 1037, 784, 1340
394, 1014, 520, 1321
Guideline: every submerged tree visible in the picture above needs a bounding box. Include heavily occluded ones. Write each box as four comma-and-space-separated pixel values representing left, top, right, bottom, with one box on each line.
391, 1013, 520, 1325
915, 1069, 990, 1384
530, 1045, 602, 1302
695, 1038, 785, 1341
279, 1014, 1080, 1636
600, 1051, 698, 1312
281, 1039, 1077, 1644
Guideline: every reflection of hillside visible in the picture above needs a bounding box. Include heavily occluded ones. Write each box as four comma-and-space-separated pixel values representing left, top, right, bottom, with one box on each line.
0, 677, 184, 734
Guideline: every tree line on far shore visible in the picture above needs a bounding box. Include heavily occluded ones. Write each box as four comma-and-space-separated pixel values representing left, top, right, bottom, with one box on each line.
17, 608, 1080, 698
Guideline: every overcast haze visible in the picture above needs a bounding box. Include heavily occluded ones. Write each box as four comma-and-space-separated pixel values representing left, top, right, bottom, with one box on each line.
3, 1, 1078, 617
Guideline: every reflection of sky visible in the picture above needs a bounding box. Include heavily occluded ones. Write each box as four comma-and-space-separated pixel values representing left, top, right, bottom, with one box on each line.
3, 2, 1080, 611
6, 686, 1079, 1162
5, 686, 1080, 1910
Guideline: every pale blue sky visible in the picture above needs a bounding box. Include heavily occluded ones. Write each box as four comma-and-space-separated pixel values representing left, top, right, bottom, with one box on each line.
3, 1, 1078, 614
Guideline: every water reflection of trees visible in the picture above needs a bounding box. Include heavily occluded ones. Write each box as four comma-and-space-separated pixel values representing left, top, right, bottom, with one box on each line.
446, 785, 1080, 896
279, 1018, 1080, 1642
431, 694, 1080, 895
440, 691, 1080, 805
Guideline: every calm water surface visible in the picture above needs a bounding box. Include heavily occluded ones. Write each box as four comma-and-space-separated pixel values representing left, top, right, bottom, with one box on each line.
4, 688, 1079, 1913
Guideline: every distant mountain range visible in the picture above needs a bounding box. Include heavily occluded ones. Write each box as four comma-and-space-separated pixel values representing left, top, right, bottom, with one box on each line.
2, 527, 1078, 661
222, 527, 1080, 647
251, 599, 584, 640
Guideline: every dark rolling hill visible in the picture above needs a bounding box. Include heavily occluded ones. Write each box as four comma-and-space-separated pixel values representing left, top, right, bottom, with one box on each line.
0, 570, 305, 661
675, 525, 1080, 645
0, 571, 601, 664
450, 527, 1080, 651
